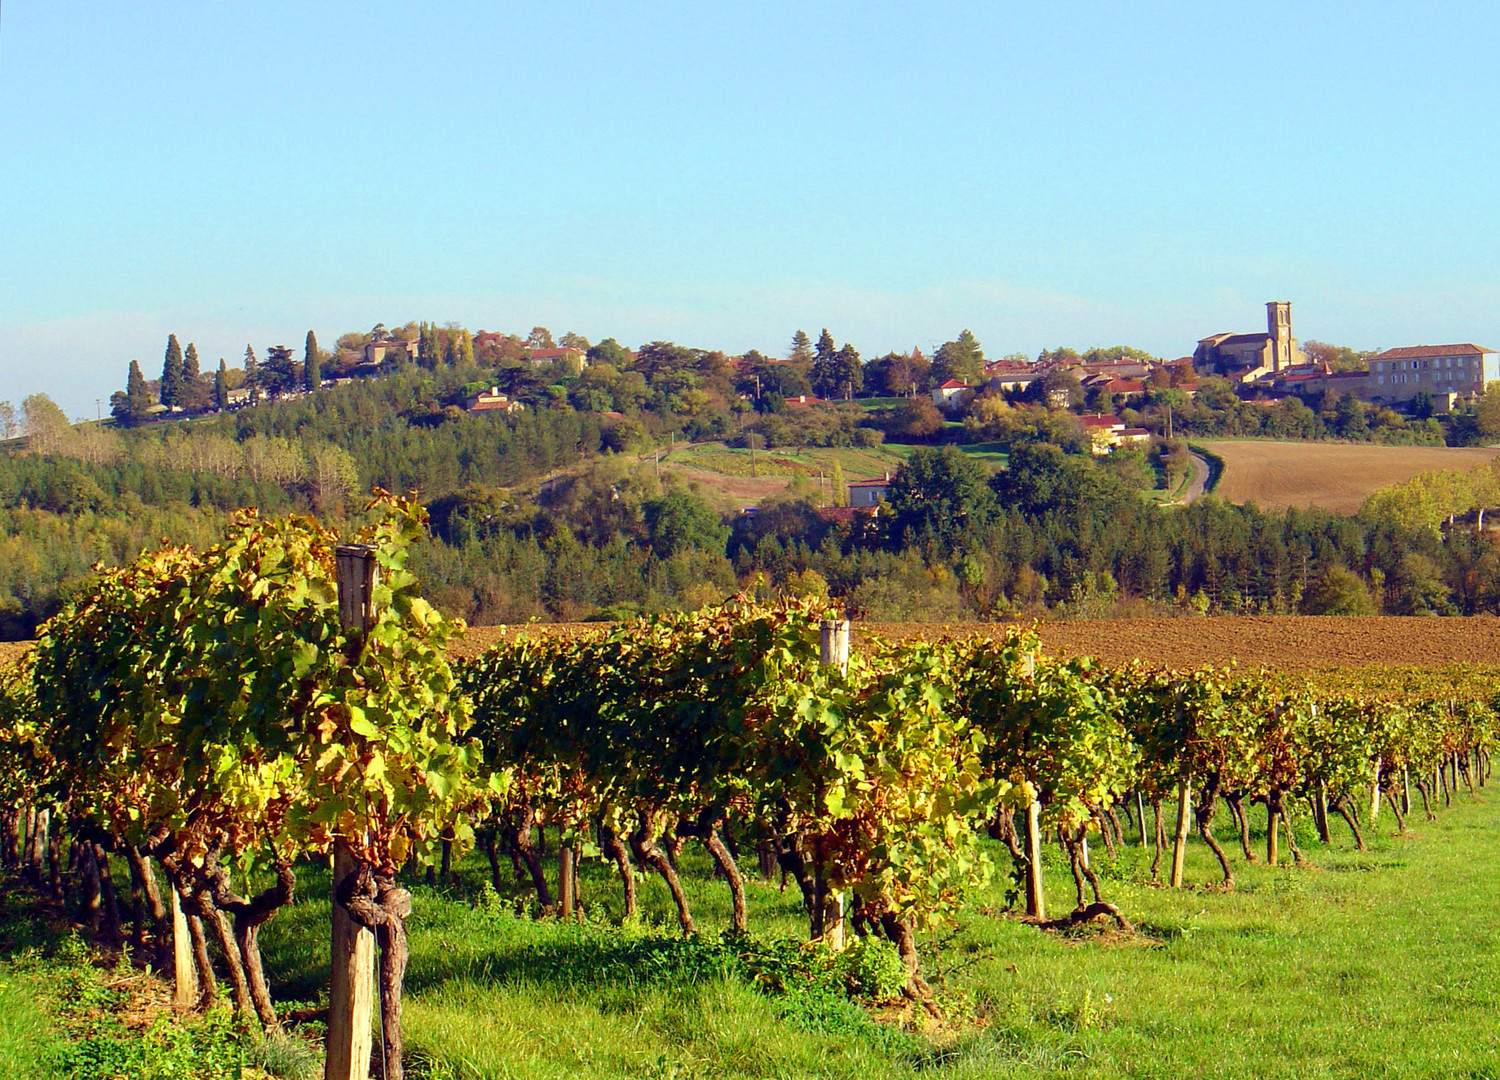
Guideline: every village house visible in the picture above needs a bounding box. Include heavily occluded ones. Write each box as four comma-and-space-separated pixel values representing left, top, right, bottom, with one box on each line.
527, 346, 588, 371
847, 476, 891, 508
931, 379, 973, 411
1076, 414, 1149, 454
363, 338, 418, 366
463, 386, 524, 413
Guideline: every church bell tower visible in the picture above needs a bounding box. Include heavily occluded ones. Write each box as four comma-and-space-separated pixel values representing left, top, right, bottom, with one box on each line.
1267, 301, 1294, 371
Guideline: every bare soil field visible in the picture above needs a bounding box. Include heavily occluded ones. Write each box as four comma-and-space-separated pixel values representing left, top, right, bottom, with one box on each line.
1197, 439, 1500, 515
10, 615, 1495, 673
452, 616, 1500, 671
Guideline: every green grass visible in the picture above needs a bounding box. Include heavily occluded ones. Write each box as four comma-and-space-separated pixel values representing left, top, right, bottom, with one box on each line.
0, 966, 64, 1078
253, 793, 1500, 1078
662, 442, 913, 482
955, 442, 1009, 467
7, 792, 1500, 1077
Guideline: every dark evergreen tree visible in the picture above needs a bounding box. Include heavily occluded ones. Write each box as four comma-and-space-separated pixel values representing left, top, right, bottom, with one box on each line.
418, 322, 441, 369
111, 360, 153, 426
215, 360, 229, 411
931, 329, 985, 385
788, 329, 813, 365
160, 334, 184, 409
261, 345, 299, 397
244, 345, 261, 402
810, 330, 861, 398
305, 331, 322, 391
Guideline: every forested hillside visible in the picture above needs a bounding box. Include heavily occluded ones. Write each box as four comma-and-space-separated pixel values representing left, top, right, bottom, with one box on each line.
4, 328, 1500, 637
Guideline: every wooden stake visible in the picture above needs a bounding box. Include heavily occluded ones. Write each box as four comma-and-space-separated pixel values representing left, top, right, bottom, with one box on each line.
819, 619, 850, 674
815, 619, 851, 949
1023, 798, 1046, 920
327, 543, 380, 1080
326, 843, 375, 1080
171, 886, 197, 1011
1169, 778, 1192, 887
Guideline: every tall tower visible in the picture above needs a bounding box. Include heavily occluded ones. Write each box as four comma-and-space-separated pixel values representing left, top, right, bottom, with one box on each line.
1266, 301, 1293, 371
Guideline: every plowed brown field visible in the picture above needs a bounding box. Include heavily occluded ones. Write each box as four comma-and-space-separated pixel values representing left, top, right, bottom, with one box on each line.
1198, 439, 1500, 515
451, 616, 1500, 672
8, 616, 1497, 673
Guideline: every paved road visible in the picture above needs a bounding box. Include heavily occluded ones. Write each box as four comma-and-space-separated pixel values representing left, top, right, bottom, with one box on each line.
1179, 452, 1211, 502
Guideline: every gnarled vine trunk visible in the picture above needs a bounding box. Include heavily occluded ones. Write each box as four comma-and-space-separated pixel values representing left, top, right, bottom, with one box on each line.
629, 814, 694, 935
598, 826, 637, 918
339, 865, 413, 1080
1195, 778, 1234, 888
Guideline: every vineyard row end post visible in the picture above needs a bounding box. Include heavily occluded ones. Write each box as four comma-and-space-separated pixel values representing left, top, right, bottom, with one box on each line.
817, 619, 850, 951
326, 545, 379, 1080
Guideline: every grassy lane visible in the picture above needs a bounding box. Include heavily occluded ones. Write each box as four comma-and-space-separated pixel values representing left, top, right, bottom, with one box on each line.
251, 789, 1500, 1079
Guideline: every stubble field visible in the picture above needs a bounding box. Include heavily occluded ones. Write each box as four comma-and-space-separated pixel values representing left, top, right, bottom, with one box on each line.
1196, 439, 1500, 514
8, 615, 1500, 672
450, 615, 1500, 671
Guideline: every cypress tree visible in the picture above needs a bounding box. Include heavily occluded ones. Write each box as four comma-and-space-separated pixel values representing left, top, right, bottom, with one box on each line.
418, 322, 439, 369
161, 334, 184, 409
244, 345, 261, 402
113, 359, 152, 426
215, 360, 229, 411
183, 343, 201, 410
305, 330, 321, 391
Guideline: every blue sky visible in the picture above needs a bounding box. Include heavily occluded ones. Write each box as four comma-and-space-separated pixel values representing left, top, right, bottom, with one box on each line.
3, 1, 1499, 419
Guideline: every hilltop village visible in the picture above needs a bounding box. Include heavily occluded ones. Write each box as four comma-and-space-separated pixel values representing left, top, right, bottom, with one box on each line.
2, 303, 1499, 637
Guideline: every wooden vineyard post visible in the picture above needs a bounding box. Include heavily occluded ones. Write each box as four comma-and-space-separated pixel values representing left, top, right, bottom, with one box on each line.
558, 845, 576, 921
1169, 777, 1192, 887
819, 618, 850, 674
817, 619, 850, 950
1136, 790, 1149, 852
1016, 651, 1047, 918
1369, 759, 1382, 823
171, 885, 197, 1011
1266, 801, 1279, 867
1022, 796, 1047, 920
326, 544, 379, 1080
326, 844, 375, 1080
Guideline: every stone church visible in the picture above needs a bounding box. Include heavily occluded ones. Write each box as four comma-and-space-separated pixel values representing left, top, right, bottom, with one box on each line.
1194, 302, 1303, 376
